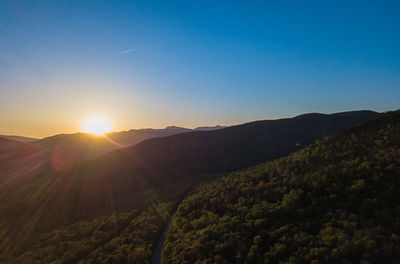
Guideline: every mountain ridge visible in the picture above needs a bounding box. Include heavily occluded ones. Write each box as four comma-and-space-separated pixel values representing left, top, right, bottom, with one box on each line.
0, 135, 37, 142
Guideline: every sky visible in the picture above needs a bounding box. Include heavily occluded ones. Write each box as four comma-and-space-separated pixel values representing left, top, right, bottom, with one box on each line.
0, 0, 399, 138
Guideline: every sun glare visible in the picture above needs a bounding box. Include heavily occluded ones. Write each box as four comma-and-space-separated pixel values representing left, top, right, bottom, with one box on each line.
82, 117, 111, 135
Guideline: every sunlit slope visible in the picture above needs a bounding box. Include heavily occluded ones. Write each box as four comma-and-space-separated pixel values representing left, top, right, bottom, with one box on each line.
162, 110, 400, 264
0, 110, 377, 259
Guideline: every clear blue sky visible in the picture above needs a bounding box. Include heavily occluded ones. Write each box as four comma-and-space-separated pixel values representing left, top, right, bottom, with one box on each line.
0, 0, 399, 137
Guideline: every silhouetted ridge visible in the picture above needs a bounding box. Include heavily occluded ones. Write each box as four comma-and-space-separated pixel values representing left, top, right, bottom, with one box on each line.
125, 110, 378, 177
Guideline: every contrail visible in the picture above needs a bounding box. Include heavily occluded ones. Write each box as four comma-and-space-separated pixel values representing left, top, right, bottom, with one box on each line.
120, 48, 137, 54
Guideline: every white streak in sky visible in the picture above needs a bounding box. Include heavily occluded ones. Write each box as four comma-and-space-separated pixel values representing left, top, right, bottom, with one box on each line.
120, 48, 137, 54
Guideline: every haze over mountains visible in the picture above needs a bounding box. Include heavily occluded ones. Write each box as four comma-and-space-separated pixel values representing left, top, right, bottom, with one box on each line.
0, 125, 226, 175
0, 135, 37, 143
0, 110, 379, 262
0, 125, 226, 143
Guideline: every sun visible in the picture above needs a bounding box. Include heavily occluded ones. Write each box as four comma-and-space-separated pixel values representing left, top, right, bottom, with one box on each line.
82, 117, 112, 135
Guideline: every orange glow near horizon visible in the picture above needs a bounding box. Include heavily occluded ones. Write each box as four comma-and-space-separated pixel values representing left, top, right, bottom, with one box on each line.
82, 117, 112, 135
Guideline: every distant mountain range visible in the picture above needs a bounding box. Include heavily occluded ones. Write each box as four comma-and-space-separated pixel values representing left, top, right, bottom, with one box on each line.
0, 125, 227, 175
0, 125, 226, 143
0, 135, 37, 142
105, 125, 228, 147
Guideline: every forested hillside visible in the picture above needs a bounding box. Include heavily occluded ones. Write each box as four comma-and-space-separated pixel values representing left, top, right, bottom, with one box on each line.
5, 203, 174, 264
163, 111, 400, 264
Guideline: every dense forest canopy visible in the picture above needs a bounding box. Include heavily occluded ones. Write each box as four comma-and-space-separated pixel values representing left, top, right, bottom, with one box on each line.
163, 111, 400, 264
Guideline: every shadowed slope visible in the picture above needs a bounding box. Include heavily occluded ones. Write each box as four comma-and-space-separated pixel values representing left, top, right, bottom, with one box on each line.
123, 110, 379, 177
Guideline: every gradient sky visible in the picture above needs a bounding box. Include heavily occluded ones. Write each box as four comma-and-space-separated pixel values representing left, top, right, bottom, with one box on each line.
0, 0, 399, 137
